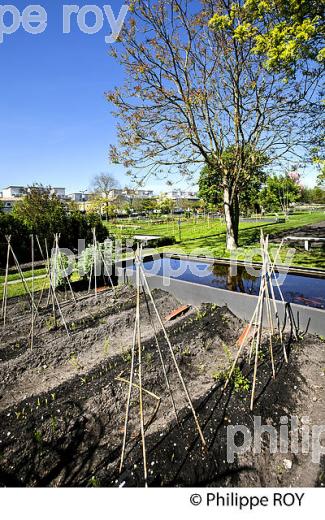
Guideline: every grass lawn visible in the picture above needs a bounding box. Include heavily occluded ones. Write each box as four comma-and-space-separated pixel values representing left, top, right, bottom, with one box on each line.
106, 211, 325, 269
0, 271, 80, 300
1, 276, 49, 300
0, 268, 47, 284
2, 211, 324, 300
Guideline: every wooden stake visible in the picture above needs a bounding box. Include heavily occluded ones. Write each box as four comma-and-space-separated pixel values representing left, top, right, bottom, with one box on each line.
8, 240, 37, 312
250, 276, 265, 411
30, 234, 34, 350
140, 282, 180, 425
119, 297, 138, 474
1, 235, 11, 327
140, 263, 206, 448
93, 228, 97, 299
135, 243, 147, 484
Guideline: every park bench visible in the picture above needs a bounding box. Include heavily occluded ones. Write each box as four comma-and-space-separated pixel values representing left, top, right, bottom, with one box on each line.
283, 236, 325, 251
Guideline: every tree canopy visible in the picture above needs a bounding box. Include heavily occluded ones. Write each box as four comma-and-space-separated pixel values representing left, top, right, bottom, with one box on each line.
3, 185, 107, 266
89, 173, 120, 220
258, 173, 302, 212
199, 146, 268, 215
107, 0, 321, 249
209, 0, 324, 73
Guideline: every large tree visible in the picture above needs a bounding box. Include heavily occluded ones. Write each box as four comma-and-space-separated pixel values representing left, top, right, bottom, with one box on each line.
199, 146, 268, 226
107, 0, 321, 249
210, 1, 325, 184
209, 0, 324, 73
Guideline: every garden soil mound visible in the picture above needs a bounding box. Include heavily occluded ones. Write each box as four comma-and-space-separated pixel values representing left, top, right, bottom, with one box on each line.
0, 286, 324, 487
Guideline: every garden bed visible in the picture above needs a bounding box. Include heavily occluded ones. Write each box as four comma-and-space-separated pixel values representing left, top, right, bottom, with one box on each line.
0, 285, 324, 487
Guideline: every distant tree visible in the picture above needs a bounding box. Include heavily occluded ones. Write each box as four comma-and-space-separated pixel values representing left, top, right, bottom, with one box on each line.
158, 197, 175, 214
90, 173, 119, 220
259, 174, 301, 213
131, 197, 158, 213
177, 198, 201, 212
13, 185, 67, 244
316, 161, 325, 186
300, 186, 325, 204
10, 184, 107, 261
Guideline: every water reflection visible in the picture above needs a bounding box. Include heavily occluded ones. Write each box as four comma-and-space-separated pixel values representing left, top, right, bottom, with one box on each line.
139, 257, 325, 310
209, 263, 257, 293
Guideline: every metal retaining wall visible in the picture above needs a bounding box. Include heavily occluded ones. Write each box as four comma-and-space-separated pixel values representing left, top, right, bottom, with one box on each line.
118, 254, 325, 337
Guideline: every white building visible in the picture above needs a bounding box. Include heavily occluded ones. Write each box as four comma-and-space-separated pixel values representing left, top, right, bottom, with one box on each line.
0, 185, 68, 213
164, 190, 199, 201
1, 186, 26, 198
67, 192, 90, 202
1, 185, 66, 199
108, 188, 155, 200
134, 189, 154, 198
0, 198, 18, 213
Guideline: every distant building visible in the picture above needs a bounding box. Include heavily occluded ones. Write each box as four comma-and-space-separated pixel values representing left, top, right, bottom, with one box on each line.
108, 188, 155, 200
0, 197, 19, 213
164, 190, 199, 201
1, 185, 66, 199
67, 192, 90, 202
1, 186, 26, 198
0, 185, 67, 213
108, 189, 127, 200
134, 189, 154, 198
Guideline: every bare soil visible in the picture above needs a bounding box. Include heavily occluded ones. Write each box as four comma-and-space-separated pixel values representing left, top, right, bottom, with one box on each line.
0, 285, 324, 487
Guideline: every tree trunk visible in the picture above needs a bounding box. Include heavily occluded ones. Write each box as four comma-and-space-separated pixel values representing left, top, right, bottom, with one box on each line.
223, 187, 239, 250
233, 192, 240, 243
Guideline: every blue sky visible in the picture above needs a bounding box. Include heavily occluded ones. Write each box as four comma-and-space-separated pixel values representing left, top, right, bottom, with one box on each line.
0, 0, 174, 194
0, 1, 318, 194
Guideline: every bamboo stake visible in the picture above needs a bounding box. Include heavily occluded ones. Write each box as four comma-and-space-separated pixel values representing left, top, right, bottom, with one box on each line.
139, 263, 206, 448
45, 239, 56, 321
56, 235, 76, 303
8, 240, 37, 312
100, 250, 116, 296
135, 243, 147, 484
225, 293, 260, 386
119, 304, 138, 474
88, 258, 93, 293
34, 235, 47, 310
248, 284, 265, 366
266, 241, 288, 362
264, 279, 275, 378
30, 234, 34, 350
45, 239, 70, 336
263, 241, 276, 379
1, 235, 11, 327
93, 228, 97, 299
247, 249, 268, 366
140, 282, 180, 425
116, 375, 161, 402
250, 276, 265, 411
34, 236, 56, 315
